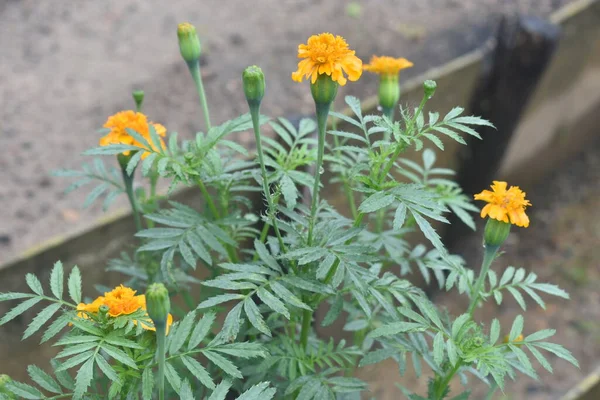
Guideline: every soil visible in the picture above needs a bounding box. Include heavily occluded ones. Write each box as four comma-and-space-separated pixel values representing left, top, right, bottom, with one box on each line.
1, 0, 595, 399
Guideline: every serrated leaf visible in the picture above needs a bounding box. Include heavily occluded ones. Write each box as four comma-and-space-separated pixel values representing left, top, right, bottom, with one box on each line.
197, 294, 245, 310
444, 107, 464, 121
164, 362, 182, 394
180, 380, 194, 400
280, 174, 298, 208
490, 319, 500, 345
527, 345, 553, 373
188, 311, 216, 350
51, 359, 75, 390
244, 298, 271, 337
393, 203, 407, 231
182, 356, 215, 390
369, 322, 427, 338
257, 287, 289, 319
0, 297, 43, 326
41, 313, 72, 343
447, 340, 459, 366
204, 351, 242, 378
73, 357, 94, 400
142, 367, 154, 400
102, 344, 138, 369
359, 192, 395, 213
451, 314, 471, 340
68, 266, 82, 304
27, 365, 61, 394
4, 381, 44, 400
26, 274, 44, 296
509, 315, 524, 341
322, 294, 343, 327
23, 303, 62, 340
95, 354, 119, 382
270, 282, 311, 310
170, 311, 196, 354
50, 261, 64, 300
525, 329, 555, 342
208, 380, 232, 400
534, 342, 579, 368
411, 211, 447, 256
433, 332, 445, 366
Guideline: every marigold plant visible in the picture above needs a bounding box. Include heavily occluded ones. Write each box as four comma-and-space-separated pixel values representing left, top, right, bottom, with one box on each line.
0, 25, 576, 400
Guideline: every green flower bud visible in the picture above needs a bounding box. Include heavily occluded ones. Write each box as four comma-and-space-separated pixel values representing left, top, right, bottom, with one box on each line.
242, 66, 266, 107
424, 80, 437, 99
132, 90, 145, 111
483, 218, 511, 247
310, 74, 338, 106
177, 22, 202, 64
146, 283, 171, 327
117, 152, 134, 171
378, 74, 400, 110
99, 305, 109, 315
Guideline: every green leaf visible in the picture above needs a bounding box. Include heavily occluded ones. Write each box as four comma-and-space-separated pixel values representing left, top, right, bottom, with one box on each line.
359, 349, 394, 367
509, 315, 524, 342
69, 318, 104, 336
281, 276, 334, 294
0, 292, 35, 301
50, 261, 64, 300
103, 333, 145, 349
507, 287, 527, 310
534, 342, 579, 368
180, 380, 194, 400
359, 192, 395, 213
526, 345, 553, 373
208, 380, 232, 400
525, 329, 556, 342
23, 303, 62, 340
197, 294, 245, 310
56, 353, 94, 372
321, 294, 343, 327
393, 203, 408, 231
142, 367, 154, 400
204, 351, 242, 378
74, 357, 94, 400
529, 283, 569, 299
257, 287, 289, 319
68, 266, 82, 304
188, 311, 216, 350
182, 355, 215, 390
509, 345, 536, 378
56, 343, 97, 359
41, 313, 72, 344
411, 211, 447, 256
254, 241, 282, 272
444, 107, 464, 121
95, 354, 119, 382
4, 381, 44, 400
244, 298, 271, 336
490, 319, 500, 345
446, 340, 459, 366
237, 382, 276, 400
51, 359, 75, 390
27, 364, 61, 394
170, 311, 196, 354
55, 335, 101, 346
26, 274, 44, 296
270, 282, 311, 310
0, 297, 43, 326
433, 332, 445, 366
280, 174, 298, 208
102, 343, 138, 369
368, 322, 427, 338
164, 362, 182, 394
451, 314, 471, 340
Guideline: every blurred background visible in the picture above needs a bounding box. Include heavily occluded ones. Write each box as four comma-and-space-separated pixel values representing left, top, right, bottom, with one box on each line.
1, 0, 599, 398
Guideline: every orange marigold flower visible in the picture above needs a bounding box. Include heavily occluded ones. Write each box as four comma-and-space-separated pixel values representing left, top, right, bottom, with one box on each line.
292, 33, 362, 86
103, 285, 145, 317
99, 111, 166, 159
76, 296, 105, 319
363, 55, 413, 76
474, 181, 531, 228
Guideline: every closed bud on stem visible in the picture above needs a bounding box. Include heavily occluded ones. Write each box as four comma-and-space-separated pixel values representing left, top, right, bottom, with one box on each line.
378, 74, 400, 110
242, 66, 266, 107
483, 218, 511, 247
177, 22, 202, 65
132, 90, 145, 111
146, 283, 171, 327
424, 79, 437, 99
310, 74, 338, 107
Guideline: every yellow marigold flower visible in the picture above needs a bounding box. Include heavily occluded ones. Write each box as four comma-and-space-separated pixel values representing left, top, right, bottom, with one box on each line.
99, 111, 166, 159
503, 334, 524, 344
474, 181, 531, 228
292, 33, 362, 86
363, 56, 413, 77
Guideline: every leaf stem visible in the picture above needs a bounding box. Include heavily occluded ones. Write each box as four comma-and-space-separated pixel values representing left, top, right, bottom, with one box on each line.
300, 309, 312, 349
121, 166, 142, 232
250, 104, 287, 254
467, 245, 499, 316
188, 61, 212, 131
307, 102, 330, 247
156, 323, 167, 400
434, 362, 462, 399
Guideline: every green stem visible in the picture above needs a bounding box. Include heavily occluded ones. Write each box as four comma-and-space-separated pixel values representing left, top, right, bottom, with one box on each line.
434, 362, 462, 399
333, 134, 358, 220
484, 381, 499, 400
122, 167, 142, 232
467, 245, 499, 316
300, 309, 312, 349
250, 104, 287, 254
156, 324, 166, 400
307, 102, 331, 246
188, 61, 212, 131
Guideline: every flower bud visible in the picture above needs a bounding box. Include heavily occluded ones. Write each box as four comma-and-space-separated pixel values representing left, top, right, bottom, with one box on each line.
483, 218, 511, 247
310, 74, 338, 106
378, 74, 400, 111
242, 66, 266, 107
132, 90, 145, 111
177, 22, 202, 64
146, 283, 171, 327
424, 80, 437, 99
